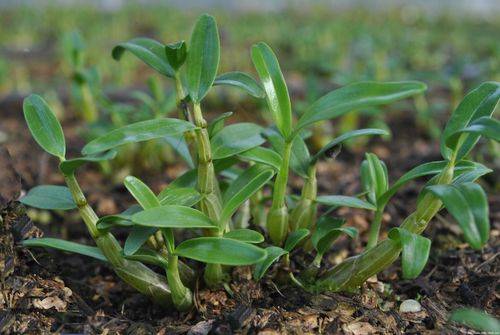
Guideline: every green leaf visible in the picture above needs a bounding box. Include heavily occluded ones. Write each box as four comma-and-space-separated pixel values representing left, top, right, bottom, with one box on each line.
290, 135, 311, 178
124, 176, 160, 209
23, 94, 66, 159
221, 165, 274, 223
378, 160, 478, 208
208, 112, 233, 137
165, 41, 187, 71
452, 162, 492, 185
20, 185, 76, 210
96, 205, 142, 231
238, 146, 282, 170
295, 81, 426, 135
124, 226, 157, 256
360, 153, 388, 206
112, 38, 174, 77
186, 14, 220, 103
214, 71, 265, 98
82, 118, 195, 155
315, 195, 377, 210
253, 246, 287, 280
158, 187, 201, 207
223, 229, 264, 244
251, 42, 292, 139
175, 237, 267, 265
163, 134, 195, 168
59, 150, 117, 175
311, 129, 389, 165
427, 183, 489, 249
441, 82, 500, 160
123, 247, 169, 268
211, 123, 266, 160
450, 308, 500, 333
22, 238, 106, 262
446, 116, 500, 150
284, 229, 310, 252
312, 217, 357, 255
388, 228, 431, 279
132, 205, 217, 229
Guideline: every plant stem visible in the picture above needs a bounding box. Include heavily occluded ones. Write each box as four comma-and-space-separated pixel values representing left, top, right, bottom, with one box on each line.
267, 140, 292, 245
63, 172, 172, 305
290, 165, 317, 232
174, 73, 197, 163
366, 208, 383, 249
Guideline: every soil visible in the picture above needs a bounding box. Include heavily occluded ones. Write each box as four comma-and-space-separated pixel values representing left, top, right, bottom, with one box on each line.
0, 95, 498, 334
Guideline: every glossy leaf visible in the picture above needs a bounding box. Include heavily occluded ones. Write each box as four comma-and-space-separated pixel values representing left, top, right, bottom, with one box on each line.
221, 164, 274, 223
158, 187, 201, 207
427, 182, 489, 249
238, 146, 282, 170
295, 81, 426, 135
211, 123, 266, 160
311, 129, 388, 165
112, 37, 174, 77
253, 246, 287, 280
315, 195, 377, 210
284, 229, 310, 252
59, 150, 117, 175
214, 71, 265, 98
312, 217, 357, 255
186, 14, 220, 103
124, 176, 160, 209
389, 228, 431, 279
23, 94, 66, 159
446, 116, 500, 150
20, 185, 76, 210
251, 42, 292, 138
441, 81, 500, 160
123, 247, 169, 268
175, 237, 267, 265
224, 229, 265, 244
82, 118, 195, 155
290, 135, 311, 178
124, 226, 157, 256
450, 308, 500, 333
165, 41, 187, 71
208, 112, 233, 137
132, 205, 217, 229
360, 153, 388, 206
22, 238, 106, 262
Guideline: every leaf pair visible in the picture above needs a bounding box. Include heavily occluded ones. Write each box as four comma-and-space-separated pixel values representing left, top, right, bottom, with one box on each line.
360, 153, 388, 206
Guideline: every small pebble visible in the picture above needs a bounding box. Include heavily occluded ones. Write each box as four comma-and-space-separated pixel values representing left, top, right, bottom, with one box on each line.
399, 299, 421, 313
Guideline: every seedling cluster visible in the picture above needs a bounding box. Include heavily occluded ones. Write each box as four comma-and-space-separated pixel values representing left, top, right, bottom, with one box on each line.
21, 14, 500, 311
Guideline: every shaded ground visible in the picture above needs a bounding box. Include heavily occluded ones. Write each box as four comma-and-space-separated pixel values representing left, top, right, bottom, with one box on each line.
1, 97, 498, 334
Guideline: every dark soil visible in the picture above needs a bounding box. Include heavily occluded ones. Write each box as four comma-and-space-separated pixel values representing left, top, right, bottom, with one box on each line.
1, 96, 498, 334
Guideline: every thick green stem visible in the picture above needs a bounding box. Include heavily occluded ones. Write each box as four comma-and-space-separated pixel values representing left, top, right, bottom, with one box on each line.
366, 209, 383, 249
166, 255, 193, 311
267, 140, 292, 245
290, 165, 317, 232
63, 173, 172, 305
316, 158, 456, 292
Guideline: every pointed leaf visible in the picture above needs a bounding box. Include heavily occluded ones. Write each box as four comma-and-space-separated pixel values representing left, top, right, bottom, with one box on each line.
124, 176, 160, 209
158, 187, 201, 207
446, 116, 500, 150
427, 182, 489, 249
59, 150, 117, 175
123, 247, 169, 268
165, 41, 186, 71
163, 134, 195, 168
441, 82, 500, 160
124, 226, 157, 256
315, 195, 377, 210
208, 112, 233, 137
238, 146, 282, 170
311, 129, 389, 165
284, 229, 310, 252
251, 42, 292, 138
211, 123, 266, 160
221, 165, 274, 223
224, 229, 264, 243
214, 71, 265, 98
253, 246, 287, 280
360, 153, 388, 205
175, 237, 267, 265
20, 185, 76, 210
295, 81, 426, 135
186, 14, 220, 103
82, 118, 195, 155
96, 205, 142, 231
112, 38, 174, 77
312, 217, 357, 255
23, 94, 66, 159
22, 238, 106, 262
132, 205, 217, 229
290, 135, 311, 178
389, 228, 431, 279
